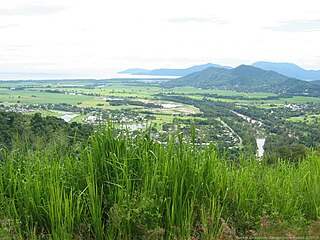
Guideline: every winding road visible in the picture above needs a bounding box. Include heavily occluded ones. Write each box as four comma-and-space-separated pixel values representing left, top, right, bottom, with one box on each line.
218, 118, 243, 147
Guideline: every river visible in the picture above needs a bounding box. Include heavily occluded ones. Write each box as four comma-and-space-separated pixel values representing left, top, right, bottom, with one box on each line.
232, 110, 266, 158
256, 138, 266, 158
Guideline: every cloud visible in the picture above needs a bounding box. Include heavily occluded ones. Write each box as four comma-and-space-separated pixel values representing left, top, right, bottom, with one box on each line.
0, 24, 18, 29
167, 16, 227, 24
0, 4, 66, 16
268, 19, 320, 32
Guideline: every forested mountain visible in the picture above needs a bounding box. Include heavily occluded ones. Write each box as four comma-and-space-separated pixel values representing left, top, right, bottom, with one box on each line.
252, 61, 320, 81
166, 65, 320, 96
120, 61, 320, 82
119, 63, 231, 76
310, 80, 320, 86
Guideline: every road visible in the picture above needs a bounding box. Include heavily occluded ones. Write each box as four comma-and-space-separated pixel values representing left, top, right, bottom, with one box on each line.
218, 118, 243, 147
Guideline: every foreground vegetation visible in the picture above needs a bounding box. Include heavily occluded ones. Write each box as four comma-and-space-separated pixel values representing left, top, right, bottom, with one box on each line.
0, 124, 319, 239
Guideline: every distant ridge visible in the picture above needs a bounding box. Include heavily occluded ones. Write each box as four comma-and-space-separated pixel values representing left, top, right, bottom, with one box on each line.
165, 65, 320, 97
118, 68, 151, 74
118, 63, 232, 76
252, 61, 320, 81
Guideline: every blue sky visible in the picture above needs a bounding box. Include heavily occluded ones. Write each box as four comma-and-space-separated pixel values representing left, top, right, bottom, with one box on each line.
0, 0, 320, 79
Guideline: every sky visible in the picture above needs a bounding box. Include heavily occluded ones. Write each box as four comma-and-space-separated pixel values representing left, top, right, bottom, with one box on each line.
1, 0, 320, 79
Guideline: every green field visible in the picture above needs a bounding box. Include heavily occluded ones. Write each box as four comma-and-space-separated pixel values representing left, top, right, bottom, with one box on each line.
170, 86, 277, 98
48, 84, 164, 99
289, 114, 320, 123
2, 79, 320, 136
2, 81, 320, 111
143, 113, 206, 130
0, 89, 92, 105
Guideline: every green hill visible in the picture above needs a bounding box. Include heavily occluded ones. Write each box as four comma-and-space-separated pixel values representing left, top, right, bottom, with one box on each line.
252, 61, 320, 81
0, 122, 319, 239
166, 65, 320, 96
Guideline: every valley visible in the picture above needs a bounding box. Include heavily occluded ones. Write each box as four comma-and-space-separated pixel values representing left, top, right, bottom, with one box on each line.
1, 74, 320, 161
1, 65, 320, 239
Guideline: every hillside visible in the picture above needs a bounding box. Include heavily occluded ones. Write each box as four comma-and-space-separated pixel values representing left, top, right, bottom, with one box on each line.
311, 80, 320, 86
166, 65, 320, 96
252, 61, 320, 81
0, 118, 319, 239
119, 63, 231, 76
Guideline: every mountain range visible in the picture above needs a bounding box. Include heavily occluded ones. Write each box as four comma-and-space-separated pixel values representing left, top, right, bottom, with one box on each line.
118, 63, 231, 76
120, 61, 320, 81
252, 62, 320, 81
165, 65, 320, 97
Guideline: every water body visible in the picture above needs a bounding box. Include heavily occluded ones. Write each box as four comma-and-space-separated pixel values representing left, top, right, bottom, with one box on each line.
115, 73, 179, 79
256, 138, 266, 158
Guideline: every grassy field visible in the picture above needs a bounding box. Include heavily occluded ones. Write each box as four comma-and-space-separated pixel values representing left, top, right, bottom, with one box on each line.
0, 126, 319, 239
49, 85, 278, 100
3, 80, 320, 131
188, 94, 320, 106
2, 81, 320, 110
273, 96, 320, 104
23, 109, 63, 118
141, 113, 206, 130
288, 114, 320, 123
47, 84, 164, 99
170, 87, 277, 98
0, 89, 92, 105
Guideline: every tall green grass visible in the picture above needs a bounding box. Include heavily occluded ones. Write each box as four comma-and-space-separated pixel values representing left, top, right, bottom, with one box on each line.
0, 125, 319, 239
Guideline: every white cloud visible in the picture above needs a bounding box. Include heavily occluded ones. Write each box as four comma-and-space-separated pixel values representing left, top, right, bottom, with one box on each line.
0, 3, 66, 16
167, 16, 227, 24
0, 0, 320, 79
0, 23, 18, 29
267, 20, 320, 32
